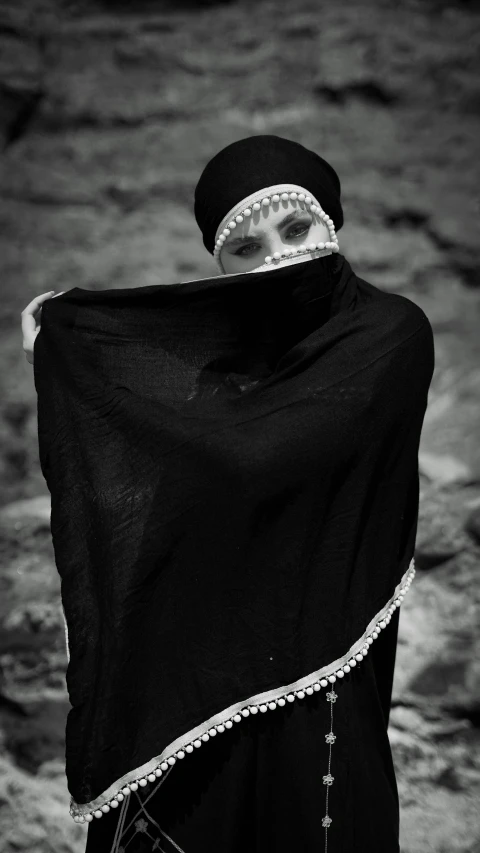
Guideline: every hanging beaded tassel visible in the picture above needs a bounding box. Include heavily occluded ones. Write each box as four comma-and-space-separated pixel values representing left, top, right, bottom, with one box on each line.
322, 688, 337, 851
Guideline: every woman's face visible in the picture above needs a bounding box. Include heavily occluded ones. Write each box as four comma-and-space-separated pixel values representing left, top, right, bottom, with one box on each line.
219, 198, 331, 274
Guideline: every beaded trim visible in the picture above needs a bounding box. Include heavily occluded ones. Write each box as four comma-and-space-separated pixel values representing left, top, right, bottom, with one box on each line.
212, 183, 340, 273
70, 558, 415, 824
247, 243, 335, 275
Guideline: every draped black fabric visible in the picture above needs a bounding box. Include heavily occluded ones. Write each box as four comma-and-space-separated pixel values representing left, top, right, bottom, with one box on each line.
33, 251, 434, 825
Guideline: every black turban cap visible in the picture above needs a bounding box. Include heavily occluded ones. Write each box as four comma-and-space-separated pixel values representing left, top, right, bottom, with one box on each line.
194, 135, 344, 255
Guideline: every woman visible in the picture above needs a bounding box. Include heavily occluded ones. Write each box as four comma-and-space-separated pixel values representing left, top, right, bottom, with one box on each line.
22, 135, 435, 853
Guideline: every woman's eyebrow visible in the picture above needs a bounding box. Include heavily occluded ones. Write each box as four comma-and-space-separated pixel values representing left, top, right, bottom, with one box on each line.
225, 209, 310, 247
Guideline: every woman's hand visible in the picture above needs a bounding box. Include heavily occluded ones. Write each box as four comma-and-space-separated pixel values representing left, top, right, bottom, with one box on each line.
21, 290, 65, 365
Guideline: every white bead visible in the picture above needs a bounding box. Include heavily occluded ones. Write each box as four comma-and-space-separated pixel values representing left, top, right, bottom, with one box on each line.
94, 810, 103, 819
297, 690, 305, 699
289, 192, 298, 200
348, 658, 356, 667
155, 768, 163, 776
355, 653, 363, 662
299, 244, 306, 252
268, 701, 277, 710
193, 739, 202, 748
122, 786, 131, 795
278, 697, 286, 706
217, 724, 225, 732
343, 664, 351, 673
272, 194, 280, 203
253, 202, 261, 211
328, 675, 336, 683
308, 243, 317, 251
284, 247, 293, 255
177, 750, 186, 758
235, 215, 243, 224
225, 720, 233, 728
130, 782, 138, 791
110, 799, 119, 808
317, 242, 325, 250
262, 197, 270, 206
241, 708, 250, 717
298, 193, 305, 202
201, 733, 209, 741
259, 704, 268, 712
265, 256, 272, 264
313, 683, 321, 691
101, 804, 110, 813
306, 686, 314, 695
185, 744, 194, 753
218, 235, 225, 243
336, 670, 345, 678
286, 693, 295, 702
243, 208, 252, 217
233, 713, 242, 722
85, 813, 94, 822
250, 706, 259, 714
310, 205, 317, 213
223, 228, 230, 236
273, 252, 281, 260
73, 816, 81, 823
147, 774, 156, 782
320, 678, 328, 687
332, 244, 339, 252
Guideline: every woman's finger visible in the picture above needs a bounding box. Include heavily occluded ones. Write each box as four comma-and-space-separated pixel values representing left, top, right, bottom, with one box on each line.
20, 291, 56, 338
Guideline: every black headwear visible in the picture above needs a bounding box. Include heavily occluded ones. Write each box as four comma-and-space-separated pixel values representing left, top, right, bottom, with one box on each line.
194, 135, 344, 254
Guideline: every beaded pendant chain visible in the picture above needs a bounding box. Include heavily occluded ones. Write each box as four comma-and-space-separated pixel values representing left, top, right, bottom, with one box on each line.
322, 688, 337, 851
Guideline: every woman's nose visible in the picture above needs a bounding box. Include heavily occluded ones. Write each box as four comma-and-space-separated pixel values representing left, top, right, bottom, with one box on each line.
267, 236, 291, 257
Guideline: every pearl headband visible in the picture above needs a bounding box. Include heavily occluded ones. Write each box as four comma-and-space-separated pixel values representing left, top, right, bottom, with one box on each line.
213, 183, 340, 272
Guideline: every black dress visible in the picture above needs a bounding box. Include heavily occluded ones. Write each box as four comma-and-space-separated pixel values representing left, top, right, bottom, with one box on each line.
84, 608, 400, 853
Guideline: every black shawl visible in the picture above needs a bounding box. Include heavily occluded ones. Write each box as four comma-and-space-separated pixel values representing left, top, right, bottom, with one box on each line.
33, 252, 434, 821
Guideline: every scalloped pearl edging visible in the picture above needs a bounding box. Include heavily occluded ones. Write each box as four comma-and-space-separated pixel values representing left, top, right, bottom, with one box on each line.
212, 184, 339, 273
70, 558, 415, 822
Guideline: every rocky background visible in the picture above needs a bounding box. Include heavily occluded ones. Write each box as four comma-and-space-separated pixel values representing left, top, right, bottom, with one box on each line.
1, 0, 480, 850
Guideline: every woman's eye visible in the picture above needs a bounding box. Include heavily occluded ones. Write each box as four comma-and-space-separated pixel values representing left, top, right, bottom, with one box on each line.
235, 243, 260, 258
287, 223, 310, 239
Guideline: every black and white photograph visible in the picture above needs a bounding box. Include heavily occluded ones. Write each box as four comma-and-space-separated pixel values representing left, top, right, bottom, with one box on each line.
3, 0, 480, 851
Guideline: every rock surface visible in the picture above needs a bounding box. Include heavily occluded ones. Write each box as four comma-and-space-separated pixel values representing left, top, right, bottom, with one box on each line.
1, 1, 479, 852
